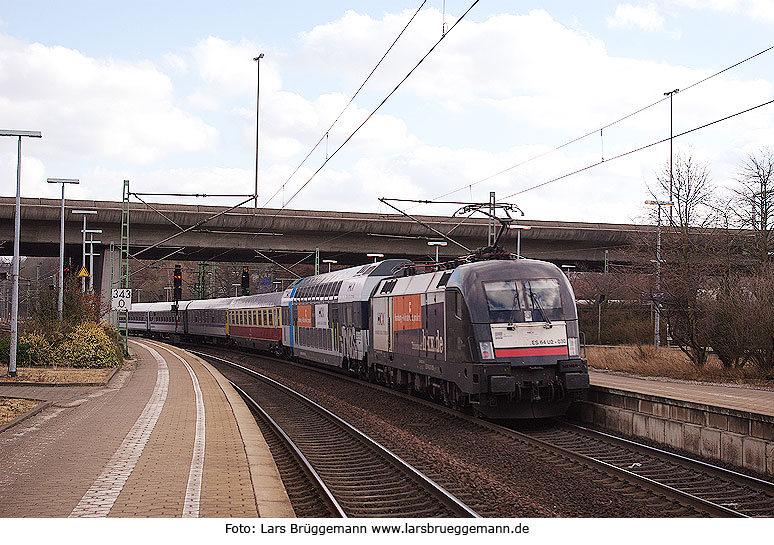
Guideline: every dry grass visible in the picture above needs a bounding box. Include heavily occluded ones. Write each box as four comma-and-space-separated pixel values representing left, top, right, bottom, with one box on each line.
587, 345, 773, 387
0, 397, 40, 426
0, 366, 115, 384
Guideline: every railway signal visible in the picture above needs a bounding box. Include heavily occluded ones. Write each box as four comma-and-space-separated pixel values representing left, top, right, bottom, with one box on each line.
173, 264, 182, 301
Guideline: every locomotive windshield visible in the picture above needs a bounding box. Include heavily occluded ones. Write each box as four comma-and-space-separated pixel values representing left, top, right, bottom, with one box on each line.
524, 279, 561, 309
483, 281, 520, 311
483, 278, 563, 323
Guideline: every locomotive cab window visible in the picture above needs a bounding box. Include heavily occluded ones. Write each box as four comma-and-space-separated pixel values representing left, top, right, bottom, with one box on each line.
484, 281, 520, 311
483, 281, 523, 323
524, 279, 563, 322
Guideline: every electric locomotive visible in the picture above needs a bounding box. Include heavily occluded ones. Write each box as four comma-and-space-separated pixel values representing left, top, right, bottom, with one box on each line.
369, 257, 589, 419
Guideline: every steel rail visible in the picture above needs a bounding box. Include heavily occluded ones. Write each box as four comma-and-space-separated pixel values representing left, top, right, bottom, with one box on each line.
189, 346, 748, 517
229, 381, 347, 518
566, 422, 774, 492
498, 423, 748, 518
191, 350, 480, 518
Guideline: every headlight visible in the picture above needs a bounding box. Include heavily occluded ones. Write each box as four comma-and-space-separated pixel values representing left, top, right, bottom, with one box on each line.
479, 341, 494, 360
568, 337, 580, 358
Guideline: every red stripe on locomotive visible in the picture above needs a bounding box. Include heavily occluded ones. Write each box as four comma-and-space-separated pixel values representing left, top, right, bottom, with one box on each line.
494, 346, 569, 358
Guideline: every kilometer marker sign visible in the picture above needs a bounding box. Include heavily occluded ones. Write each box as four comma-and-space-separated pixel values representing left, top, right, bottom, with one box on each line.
112, 289, 132, 311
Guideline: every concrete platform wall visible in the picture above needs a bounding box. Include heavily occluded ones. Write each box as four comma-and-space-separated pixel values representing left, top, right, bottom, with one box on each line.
568, 387, 774, 477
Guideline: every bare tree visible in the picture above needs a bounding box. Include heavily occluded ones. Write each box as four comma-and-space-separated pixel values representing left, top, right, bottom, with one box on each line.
732, 147, 774, 267
640, 152, 726, 366
650, 151, 717, 230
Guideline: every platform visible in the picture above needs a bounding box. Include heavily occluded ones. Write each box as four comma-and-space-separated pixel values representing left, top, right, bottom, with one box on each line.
0, 339, 294, 518
590, 369, 774, 418
581, 369, 774, 476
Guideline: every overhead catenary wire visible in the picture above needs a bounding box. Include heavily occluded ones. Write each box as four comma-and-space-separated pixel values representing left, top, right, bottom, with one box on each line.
261, 0, 429, 210
500, 97, 774, 200
278, 0, 481, 213
408, 42, 774, 211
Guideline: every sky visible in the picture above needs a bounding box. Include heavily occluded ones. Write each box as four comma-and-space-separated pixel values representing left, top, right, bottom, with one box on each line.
0, 0, 772, 225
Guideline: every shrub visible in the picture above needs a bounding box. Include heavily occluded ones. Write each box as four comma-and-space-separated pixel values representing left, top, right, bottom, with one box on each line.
578, 304, 653, 345
18, 331, 53, 367
0, 334, 31, 366
51, 322, 120, 369
0, 335, 8, 365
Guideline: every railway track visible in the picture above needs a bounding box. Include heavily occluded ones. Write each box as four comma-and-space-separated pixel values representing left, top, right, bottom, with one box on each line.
185, 344, 774, 517
194, 350, 480, 518
523, 422, 774, 518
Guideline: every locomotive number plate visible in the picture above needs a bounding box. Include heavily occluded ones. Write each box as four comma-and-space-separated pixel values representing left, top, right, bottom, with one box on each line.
490, 321, 567, 349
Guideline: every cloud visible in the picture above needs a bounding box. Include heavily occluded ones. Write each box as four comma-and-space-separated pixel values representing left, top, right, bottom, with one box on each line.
607, 3, 666, 31
0, 35, 218, 166
2, 7, 772, 227
672, 0, 774, 22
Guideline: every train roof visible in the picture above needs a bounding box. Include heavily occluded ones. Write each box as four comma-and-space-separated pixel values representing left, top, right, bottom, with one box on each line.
185, 298, 233, 310
287, 259, 411, 289
229, 291, 282, 308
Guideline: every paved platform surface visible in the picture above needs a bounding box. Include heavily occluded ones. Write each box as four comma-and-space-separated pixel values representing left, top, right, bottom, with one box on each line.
590, 369, 774, 417
0, 339, 294, 518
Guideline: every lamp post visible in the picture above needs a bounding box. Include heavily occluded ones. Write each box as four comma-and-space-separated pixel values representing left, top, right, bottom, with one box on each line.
645, 200, 674, 347
664, 89, 679, 224
427, 241, 447, 262
253, 53, 264, 210
72, 210, 97, 292
47, 178, 79, 321
367, 253, 384, 263
322, 259, 337, 272
2, 129, 42, 377
508, 224, 532, 258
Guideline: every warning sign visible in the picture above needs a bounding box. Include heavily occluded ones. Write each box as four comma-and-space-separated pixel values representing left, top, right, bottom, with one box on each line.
78, 266, 89, 278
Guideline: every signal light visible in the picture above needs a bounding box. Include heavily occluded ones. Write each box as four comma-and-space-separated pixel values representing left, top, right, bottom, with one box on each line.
173, 264, 182, 301
241, 266, 250, 296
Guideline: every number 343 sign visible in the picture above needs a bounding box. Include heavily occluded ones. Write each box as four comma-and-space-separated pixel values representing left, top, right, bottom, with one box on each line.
111, 289, 133, 311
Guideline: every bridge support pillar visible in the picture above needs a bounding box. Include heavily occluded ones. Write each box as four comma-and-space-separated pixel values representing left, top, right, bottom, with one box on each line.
99, 246, 120, 327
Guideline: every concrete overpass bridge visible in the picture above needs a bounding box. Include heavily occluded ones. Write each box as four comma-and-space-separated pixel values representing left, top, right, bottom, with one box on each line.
1, 196, 646, 293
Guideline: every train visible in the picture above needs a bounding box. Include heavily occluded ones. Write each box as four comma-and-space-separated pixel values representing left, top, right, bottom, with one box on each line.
123, 255, 589, 419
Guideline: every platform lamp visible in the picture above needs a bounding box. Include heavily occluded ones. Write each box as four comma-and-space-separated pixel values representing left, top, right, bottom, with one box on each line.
645, 199, 674, 347
47, 178, 79, 321
322, 259, 337, 272
72, 209, 97, 292
2, 129, 42, 377
427, 241, 447, 262
367, 253, 384, 263
508, 224, 532, 258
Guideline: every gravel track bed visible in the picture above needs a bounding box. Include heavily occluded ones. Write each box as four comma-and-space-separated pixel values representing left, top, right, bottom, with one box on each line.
201, 347, 693, 518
